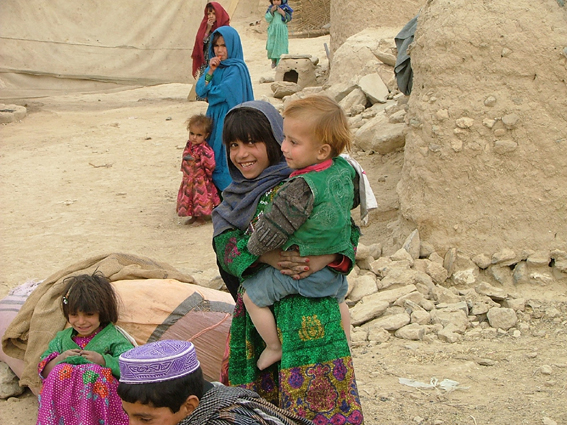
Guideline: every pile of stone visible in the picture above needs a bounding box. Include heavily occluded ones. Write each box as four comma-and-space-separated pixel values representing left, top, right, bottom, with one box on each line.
264, 28, 409, 157
347, 229, 567, 345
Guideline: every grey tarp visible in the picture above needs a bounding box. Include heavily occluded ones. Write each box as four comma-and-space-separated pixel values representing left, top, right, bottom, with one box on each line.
394, 14, 419, 96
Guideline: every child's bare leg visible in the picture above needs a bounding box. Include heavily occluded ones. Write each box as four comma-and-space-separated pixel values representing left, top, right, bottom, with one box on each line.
339, 301, 351, 343
190, 216, 207, 227
184, 217, 196, 225
242, 292, 282, 370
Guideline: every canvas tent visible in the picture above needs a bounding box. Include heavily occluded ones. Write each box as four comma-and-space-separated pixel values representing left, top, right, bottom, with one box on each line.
0, 0, 250, 100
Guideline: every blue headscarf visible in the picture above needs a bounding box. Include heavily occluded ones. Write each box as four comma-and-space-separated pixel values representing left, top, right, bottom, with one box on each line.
212, 101, 291, 237
266, 0, 294, 22
207, 26, 254, 109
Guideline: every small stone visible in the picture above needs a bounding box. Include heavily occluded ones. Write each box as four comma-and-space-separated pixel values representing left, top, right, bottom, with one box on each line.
539, 365, 553, 375
502, 113, 520, 129
484, 96, 497, 107
455, 117, 474, 129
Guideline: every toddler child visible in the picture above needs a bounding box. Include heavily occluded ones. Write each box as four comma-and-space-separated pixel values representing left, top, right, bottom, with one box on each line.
265, 0, 293, 68
117, 339, 314, 425
243, 95, 358, 370
37, 272, 134, 425
177, 114, 221, 226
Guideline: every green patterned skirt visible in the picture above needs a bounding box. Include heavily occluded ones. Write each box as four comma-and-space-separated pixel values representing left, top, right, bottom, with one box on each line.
223, 294, 364, 424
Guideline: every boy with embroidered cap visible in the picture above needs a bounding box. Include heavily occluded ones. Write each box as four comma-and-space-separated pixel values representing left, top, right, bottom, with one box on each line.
117, 339, 315, 425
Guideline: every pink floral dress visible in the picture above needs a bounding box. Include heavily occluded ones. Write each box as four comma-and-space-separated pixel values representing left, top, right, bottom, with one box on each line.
177, 140, 221, 217
37, 324, 133, 425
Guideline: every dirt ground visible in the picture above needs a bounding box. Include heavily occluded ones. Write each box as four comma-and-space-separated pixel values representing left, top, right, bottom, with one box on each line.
1, 22, 566, 425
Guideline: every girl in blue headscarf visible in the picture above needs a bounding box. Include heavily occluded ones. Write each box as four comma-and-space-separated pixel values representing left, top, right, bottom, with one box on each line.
196, 26, 254, 193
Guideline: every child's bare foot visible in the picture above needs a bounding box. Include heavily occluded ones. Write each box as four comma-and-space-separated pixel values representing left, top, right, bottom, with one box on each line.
257, 347, 282, 370
190, 217, 207, 227
184, 217, 196, 225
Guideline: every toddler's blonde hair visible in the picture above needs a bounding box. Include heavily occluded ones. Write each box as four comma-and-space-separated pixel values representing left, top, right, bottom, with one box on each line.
282, 95, 351, 156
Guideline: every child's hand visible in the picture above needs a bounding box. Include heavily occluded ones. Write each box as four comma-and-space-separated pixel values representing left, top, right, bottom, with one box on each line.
58, 349, 82, 361
209, 56, 222, 71
271, 5, 278, 13
79, 350, 105, 366
183, 154, 194, 161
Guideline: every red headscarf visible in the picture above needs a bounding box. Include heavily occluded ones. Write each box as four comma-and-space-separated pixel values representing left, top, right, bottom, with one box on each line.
191, 2, 231, 78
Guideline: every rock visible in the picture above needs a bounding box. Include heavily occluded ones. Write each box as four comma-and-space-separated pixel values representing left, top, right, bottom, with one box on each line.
361, 284, 418, 305
365, 325, 391, 343
438, 326, 462, 343
388, 109, 406, 124
379, 268, 423, 290
347, 274, 378, 302
475, 281, 508, 301
436, 301, 469, 316
493, 140, 518, 154
0, 362, 24, 399
350, 299, 389, 326
492, 248, 518, 266
393, 291, 424, 307
321, 82, 357, 103
443, 248, 457, 276
395, 323, 425, 340
402, 229, 421, 260
539, 365, 553, 375
487, 307, 517, 330
271, 81, 301, 98
339, 88, 368, 112
472, 253, 492, 269
430, 309, 469, 333
366, 313, 411, 331
501, 297, 526, 311
391, 248, 415, 265
425, 260, 449, 284
431, 285, 462, 304
354, 114, 407, 154
359, 73, 389, 104
410, 309, 431, 325
369, 256, 395, 278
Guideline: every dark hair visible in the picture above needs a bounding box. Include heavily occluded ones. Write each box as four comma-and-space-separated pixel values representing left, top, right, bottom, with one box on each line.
223, 107, 284, 166
61, 272, 119, 326
117, 367, 204, 413
212, 31, 223, 48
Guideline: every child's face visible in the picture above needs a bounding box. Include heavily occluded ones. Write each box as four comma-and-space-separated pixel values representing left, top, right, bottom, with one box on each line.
282, 116, 330, 169
207, 8, 216, 23
273, 0, 282, 5
213, 36, 228, 61
229, 139, 270, 180
121, 400, 191, 425
68, 311, 100, 337
189, 125, 208, 145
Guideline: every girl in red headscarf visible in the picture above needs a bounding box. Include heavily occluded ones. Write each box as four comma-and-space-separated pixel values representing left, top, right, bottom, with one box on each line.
191, 3, 230, 101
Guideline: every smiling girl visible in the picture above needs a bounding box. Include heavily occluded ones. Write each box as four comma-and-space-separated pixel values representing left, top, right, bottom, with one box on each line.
37, 272, 134, 425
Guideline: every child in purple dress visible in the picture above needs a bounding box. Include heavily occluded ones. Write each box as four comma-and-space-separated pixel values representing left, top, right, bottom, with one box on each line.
177, 114, 221, 226
37, 272, 134, 425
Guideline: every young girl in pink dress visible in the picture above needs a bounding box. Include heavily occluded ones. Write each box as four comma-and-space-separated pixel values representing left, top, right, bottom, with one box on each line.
36, 272, 134, 425
177, 114, 221, 226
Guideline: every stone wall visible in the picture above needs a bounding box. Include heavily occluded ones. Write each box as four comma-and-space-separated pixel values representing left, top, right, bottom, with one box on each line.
396, 0, 567, 259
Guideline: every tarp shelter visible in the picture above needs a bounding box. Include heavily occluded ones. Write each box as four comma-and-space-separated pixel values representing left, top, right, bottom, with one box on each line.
0, 0, 243, 100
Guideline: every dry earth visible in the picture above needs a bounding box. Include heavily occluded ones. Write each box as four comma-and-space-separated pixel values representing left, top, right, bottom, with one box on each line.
1, 21, 566, 425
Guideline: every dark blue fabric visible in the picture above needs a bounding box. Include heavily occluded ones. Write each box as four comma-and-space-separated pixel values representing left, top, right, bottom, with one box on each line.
266, 0, 294, 22
196, 26, 254, 191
